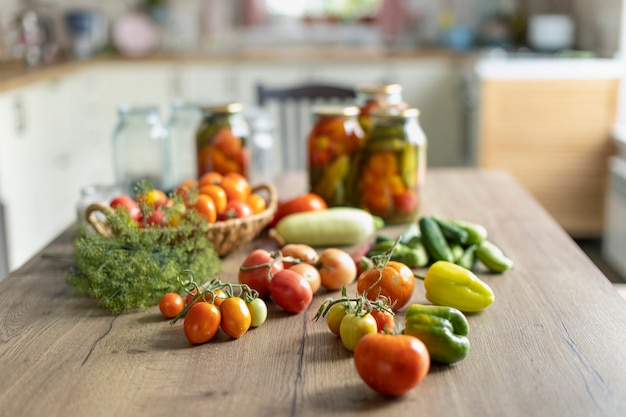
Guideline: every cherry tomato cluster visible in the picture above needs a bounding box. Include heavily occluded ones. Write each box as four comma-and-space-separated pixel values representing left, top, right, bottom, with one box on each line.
108, 172, 267, 229
175, 171, 266, 223
238, 244, 357, 313
159, 276, 268, 345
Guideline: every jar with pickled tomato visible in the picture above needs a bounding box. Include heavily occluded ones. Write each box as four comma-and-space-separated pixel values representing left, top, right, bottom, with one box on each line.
354, 107, 427, 224
196, 103, 250, 179
307, 105, 364, 207
356, 83, 405, 133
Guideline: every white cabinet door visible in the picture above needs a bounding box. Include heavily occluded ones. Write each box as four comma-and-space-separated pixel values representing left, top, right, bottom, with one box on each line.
392, 59, 464, 167
177, 63, 238, 104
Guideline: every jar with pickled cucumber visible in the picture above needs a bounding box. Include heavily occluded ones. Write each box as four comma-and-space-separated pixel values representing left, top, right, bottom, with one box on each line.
356, 83, 406, 133
307, 105, 365, 207
354, 107, 427, 224
196, 102, 250, 179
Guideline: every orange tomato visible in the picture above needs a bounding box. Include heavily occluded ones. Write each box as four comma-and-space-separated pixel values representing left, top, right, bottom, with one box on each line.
220, 297, 252, 339
199, 184, 228, 214
221, 175, 250, 202
199, 171, 223, 187
247, 193, 266, 214
357, 261, 415, 311
194, 194, 217, 223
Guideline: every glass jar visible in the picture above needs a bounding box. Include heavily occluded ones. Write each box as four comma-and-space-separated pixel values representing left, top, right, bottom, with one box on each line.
112, 105, 171, 196
244, 106, 275, 185
356, 83, 405, 133
353, 107, 427, 224
76, 184, 124, 224
307, 105, 364, 207
167, 99, 203, 186
196, 102, 250, 179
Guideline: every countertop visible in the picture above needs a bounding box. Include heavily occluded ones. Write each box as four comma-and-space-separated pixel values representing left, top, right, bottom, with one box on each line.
1, 168, 625, 417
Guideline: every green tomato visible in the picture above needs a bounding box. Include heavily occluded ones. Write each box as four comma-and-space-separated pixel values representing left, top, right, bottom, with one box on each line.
326, 302, 349, 336
339, 312, 378, 352
246, 298, 268, 328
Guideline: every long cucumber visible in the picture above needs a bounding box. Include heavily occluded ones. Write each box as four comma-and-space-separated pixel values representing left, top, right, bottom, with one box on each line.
275, 208, 384, 247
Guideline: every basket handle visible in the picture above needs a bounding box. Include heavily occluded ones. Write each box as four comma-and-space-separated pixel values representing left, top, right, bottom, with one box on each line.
251, 182, 278, 214
85, 203, 114, 237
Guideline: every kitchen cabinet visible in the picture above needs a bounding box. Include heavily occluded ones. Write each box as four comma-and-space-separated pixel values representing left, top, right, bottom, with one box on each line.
477, 76, 619, 237
0, 70, 113, 272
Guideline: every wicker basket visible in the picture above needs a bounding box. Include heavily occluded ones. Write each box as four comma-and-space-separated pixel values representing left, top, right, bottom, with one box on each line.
85, 183, 278, 257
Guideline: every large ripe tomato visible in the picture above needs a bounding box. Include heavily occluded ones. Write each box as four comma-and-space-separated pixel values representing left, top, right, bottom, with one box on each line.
354, 333, 430, 396
183, 302, 221, 345
239, 249, 284, 299
269, 193, 327, 227
289, 263, 321, 294
159, 293, 184, 319
339, 312, 377, 352
110, 195, 141, 221
280, 243, 319, 268
194, 194, 217, 223
220, 297, 252, 339
199, 171, 223, 187
317, 248, 357, 291
356, 261, 415, 311
270, 269, 313, 313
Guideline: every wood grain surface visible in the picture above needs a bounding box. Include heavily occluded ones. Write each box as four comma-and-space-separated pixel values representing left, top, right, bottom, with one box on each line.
1, 168, 625, 417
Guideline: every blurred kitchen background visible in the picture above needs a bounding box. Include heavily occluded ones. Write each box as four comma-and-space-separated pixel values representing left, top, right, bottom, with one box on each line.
0, 0, 625, 287
0, 0, 622, 58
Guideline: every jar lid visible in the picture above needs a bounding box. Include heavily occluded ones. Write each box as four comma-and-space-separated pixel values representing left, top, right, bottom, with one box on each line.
357, 83, 402, 95
312, 105, 360, 117
371, 107, 420, 118
201, 102, 244, 114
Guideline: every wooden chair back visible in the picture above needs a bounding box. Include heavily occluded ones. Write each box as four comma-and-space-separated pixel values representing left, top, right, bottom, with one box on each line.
255, 82, 357, 172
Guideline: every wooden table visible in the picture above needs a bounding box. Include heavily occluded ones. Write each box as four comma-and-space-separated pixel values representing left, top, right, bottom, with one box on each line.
1, 168, 625, 417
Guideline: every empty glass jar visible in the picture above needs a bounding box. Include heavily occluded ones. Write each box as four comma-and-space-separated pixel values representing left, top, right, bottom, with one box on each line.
112, 105, 171, 196
167, 99, 203, 186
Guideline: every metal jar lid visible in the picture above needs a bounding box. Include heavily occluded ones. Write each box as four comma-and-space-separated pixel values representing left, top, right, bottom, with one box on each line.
200, 102, 244, 114
312, 104, 360, 117
356, 83, 403, 95
371, 107, 419, 119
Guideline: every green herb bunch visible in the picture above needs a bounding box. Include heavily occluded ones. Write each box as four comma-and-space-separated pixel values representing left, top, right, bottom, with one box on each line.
66, 182, 222, 315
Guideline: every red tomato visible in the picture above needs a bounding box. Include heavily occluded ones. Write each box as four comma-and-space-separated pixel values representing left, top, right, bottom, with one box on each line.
269, 193, 327, 227
219, 200, 253, 220
354, 333, 430, 396
110, 195, 141, 221
183, 302, 221, 345
356, 261, 415, 311
239, 249, 284, 299
142, 209, 166, 227
220, 297, 252, 339
280, 243, 319, 268
159, 293, 184, 318
317, 248, 357, 290
270, 269, 313, 313
393, 189, 419, 214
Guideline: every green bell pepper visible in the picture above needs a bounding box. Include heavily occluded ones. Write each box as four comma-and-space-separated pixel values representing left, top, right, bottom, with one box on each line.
423, 260, 495, 313
404, 304, 470, 364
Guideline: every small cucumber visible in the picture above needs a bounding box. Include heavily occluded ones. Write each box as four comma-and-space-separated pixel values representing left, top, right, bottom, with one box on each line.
450, 219, 488, 245
476, 240, 513, 273
419, 217, 454, 262
275, 207, 384, 247
456, 244, 478, 270
433, 216, 468, 245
